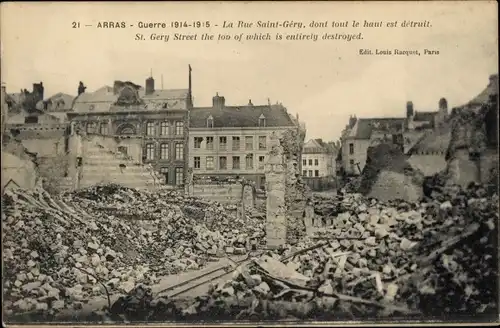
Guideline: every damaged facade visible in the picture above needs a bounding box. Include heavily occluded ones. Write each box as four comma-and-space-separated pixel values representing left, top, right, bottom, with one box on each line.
445, 74, 499, 187
67, 73, 192, 187
340, 99, 449, 176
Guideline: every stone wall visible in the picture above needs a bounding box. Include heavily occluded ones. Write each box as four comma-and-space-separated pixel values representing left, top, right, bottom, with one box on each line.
265, 127, 307, 248
1, 152, 38, 193
281, 129, 308, 244
265, 132, 287, 248
408, 154, 447, 177
358, 143, 425, 202
191, 183, 243, 203
367, 171, 423, 203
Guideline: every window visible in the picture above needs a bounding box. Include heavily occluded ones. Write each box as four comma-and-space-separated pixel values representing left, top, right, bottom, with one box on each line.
219, 137, 227, 151
175, 121, 184, 135
219, 156, 227, 170
232, 137, 240, 150
207, 116, 214, 128
258, 136, 267, 150
194, 137, 203, 149
259, 117, 266, 127
98, 123, 108, 135
308, 170, 313, 177
146, 144, 155, 160
349, 143, 354, 155
315, 170, 319, 177
194, 157, 201, 169
160, 143, 169, 160
206, 156, 214, 170
308, 159, 313, 166
245, 136, 253, 150
160, 168, 169, 184
146, 122, 155, 136
314, 159, 319, 166
232, 156, 240, 169
160, 121, 169, 135
175, 167, 184, 186
86, 122, 96, 133
258, 156, 265, 169
350, 159, 354, 165
206, 137, 214, 150
118, 146, 128, 155
25, 116, 38, 124
175, 143, 183, 160
302, 159, 307, 166
246, 154, 254, 169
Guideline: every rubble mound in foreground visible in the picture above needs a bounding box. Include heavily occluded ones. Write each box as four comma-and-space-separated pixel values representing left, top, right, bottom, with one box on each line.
2, 183, 265, 315
106, 183, 497, 322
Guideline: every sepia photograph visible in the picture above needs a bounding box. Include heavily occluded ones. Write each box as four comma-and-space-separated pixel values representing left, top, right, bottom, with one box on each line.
1, 1, 498, 326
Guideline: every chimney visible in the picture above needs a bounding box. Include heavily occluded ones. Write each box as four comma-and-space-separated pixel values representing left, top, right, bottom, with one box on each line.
439, 97, 448, 111
212, 92, 225, 110
33, 82, 44, 102
406, 101, 414, 118
348, 115, 357, 128
78, 81, 87, 96
145, 76, 155, 95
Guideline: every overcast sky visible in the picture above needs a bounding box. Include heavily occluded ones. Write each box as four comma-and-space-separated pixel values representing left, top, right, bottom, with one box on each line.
1, 1, 498, 141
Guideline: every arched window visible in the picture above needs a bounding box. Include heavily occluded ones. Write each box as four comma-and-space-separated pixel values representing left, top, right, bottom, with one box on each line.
117, 123, 136, 135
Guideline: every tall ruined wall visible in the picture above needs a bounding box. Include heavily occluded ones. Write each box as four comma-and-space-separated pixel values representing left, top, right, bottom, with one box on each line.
445, 94, 498, 187
280, 128, 309, 244
265, 126, 308, 248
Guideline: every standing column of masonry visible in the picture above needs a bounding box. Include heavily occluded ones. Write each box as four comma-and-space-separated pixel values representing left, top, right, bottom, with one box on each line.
265, 132, 287, 249
281, 128, 308, 244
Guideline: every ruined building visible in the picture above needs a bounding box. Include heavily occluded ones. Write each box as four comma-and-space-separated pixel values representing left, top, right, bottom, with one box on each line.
445, 73, 499, 187
340, 97, 450, 176
67, 68, 193, 187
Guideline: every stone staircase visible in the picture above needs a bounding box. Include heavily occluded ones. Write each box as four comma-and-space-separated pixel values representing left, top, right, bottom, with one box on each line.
79, 140, 158, 190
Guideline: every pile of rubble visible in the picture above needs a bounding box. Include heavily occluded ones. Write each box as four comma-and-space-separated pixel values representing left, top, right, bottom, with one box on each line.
107, 181, 497, 322
2, 184, 266, 315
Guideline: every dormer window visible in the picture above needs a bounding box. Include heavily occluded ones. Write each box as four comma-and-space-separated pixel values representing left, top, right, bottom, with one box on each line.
207, 115, 214, 128
259, 114, 266, 127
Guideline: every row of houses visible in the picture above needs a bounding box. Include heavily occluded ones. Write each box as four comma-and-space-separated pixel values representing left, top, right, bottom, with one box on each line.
2, 67, 305, 190
336, 73, 498, 180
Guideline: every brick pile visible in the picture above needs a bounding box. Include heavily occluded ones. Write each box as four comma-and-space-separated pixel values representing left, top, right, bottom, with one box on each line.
2, 183, 266, 315
108, 181, 497, 322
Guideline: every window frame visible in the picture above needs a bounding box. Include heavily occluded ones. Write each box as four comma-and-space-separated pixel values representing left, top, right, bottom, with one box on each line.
145, 143, 155, 160
175, 143, 184, 160
160, 143, 169, 160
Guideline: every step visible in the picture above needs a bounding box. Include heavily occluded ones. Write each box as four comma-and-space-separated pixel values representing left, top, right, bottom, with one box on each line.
85, 151, 130, 161
82, 171, 154, 181
84, 160, 145, 167
79, 180, 156, 190
82, 165, 151, 174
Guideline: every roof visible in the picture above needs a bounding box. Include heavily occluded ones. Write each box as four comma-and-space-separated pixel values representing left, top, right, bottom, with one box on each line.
349, 118, 406, 139
413, 111, 437, 122
303, 139, 327, 153
408, 126, 451, 155
72, 83, 189, 113
455, 73, 499, 111
189, 104, 295, 128
468, 74, 498, 107
42, 93, 76, 111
